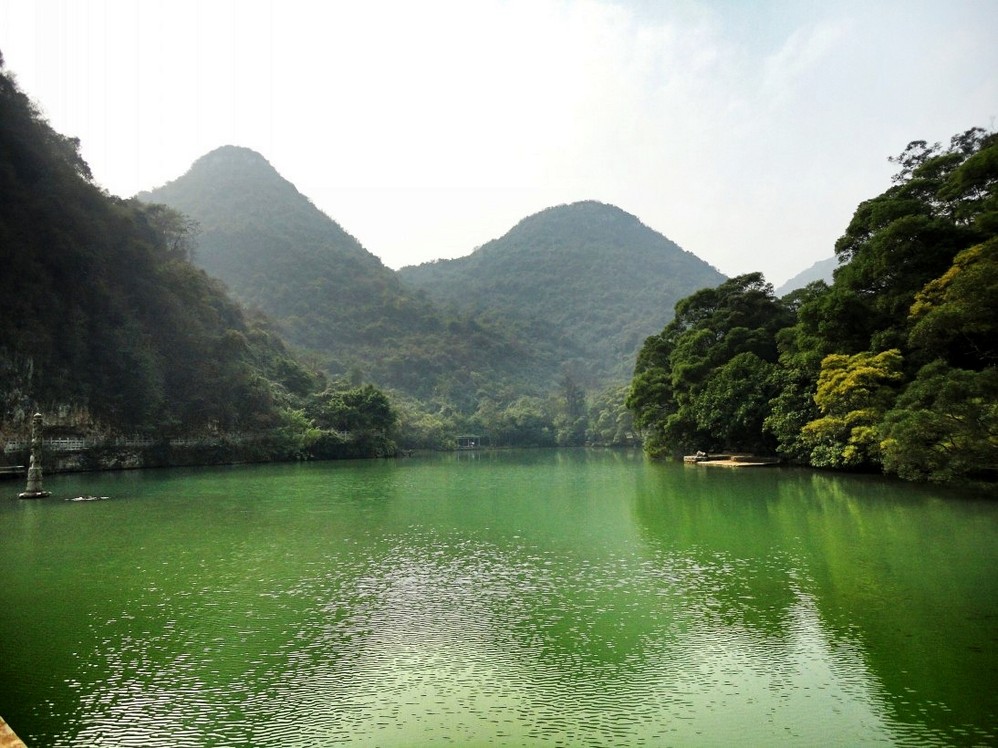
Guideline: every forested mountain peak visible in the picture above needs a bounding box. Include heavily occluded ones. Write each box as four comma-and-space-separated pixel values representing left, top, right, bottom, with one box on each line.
138, 144, 378, 267
137, 146, 568, 402
399, 200, 725, 381
188, 144, 277, 175
139, 148, 724, 438
499, 200, 643, 240
138, 145, 412, 360
412, 200, 709, 266
496, 200, 677, 246
193, 144, 272, 167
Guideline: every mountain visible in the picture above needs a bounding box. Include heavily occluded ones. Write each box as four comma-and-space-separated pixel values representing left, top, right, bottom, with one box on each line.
137, 146, 422, 352
139, 153, 724, 410
137, 147, 561, 401
399, 201, 725, 381
775, 256, 838, 296
0, 59, 323, 442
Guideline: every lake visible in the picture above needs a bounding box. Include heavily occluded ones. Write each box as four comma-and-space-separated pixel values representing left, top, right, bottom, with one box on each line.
1, 449, 995, 746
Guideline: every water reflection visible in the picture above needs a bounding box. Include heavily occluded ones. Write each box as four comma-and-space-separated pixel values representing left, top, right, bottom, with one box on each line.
632, 462, 998, 745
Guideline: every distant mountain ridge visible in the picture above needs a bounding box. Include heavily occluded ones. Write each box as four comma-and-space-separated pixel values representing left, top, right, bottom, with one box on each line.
138, 147, 564, 400
399, 201, 725, 381
775, 256, 838, 296
139, 149, 726, 400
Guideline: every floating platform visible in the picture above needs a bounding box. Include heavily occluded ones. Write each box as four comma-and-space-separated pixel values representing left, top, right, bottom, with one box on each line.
683, 453, 780, 467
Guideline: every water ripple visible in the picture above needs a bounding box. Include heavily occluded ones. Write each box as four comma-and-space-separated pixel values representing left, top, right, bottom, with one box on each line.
7, 468, 989, 747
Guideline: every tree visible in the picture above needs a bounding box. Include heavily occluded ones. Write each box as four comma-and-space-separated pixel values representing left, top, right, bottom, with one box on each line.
825, 128, 996, 354
692, 352, 779, 452
586, 384, 635, 446
392, 395, 456, 449
311, 384, 395, 435
554, 372, 588, 446
627, 334, 678, 456
628, 273, 792, 455
136, 202, 200, 262
880, 361, 998, 482
764, 282, 830, 462
502, 396, 556, 447
907, 238, 998, 369
800, 349, 904, 468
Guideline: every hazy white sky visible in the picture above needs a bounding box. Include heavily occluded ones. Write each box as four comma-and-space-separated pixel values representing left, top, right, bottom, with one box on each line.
1, 0, 995, 284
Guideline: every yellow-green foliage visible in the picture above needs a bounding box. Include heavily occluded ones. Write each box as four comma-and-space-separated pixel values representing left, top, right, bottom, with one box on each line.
908, 238, 998, 367
802, 350, 904, 467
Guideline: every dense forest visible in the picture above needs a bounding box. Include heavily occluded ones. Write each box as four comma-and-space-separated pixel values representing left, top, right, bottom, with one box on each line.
0, 53, 396, 462
628, 127, 997, 483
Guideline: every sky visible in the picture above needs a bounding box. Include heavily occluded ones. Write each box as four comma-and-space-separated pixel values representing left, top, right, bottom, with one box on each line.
1, 0, 995, 285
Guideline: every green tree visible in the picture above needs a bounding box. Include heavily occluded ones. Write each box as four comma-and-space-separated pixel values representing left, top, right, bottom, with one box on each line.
907, 238, 998, 369
628, 273, 792, 455
880, 361, 997, 482
392, 395, 456, 449
800, 349, 904, 468
880, 362, 997, 482
764, 282, 830, 462
586, 384, 635, 446
554, 372, 588, 446
502, 396, 556, 447
627, 319, 683, 457
137, 202, 200, 262
692, 352, 779, 452
822, 128, 996, 354
311, 384, 395, 435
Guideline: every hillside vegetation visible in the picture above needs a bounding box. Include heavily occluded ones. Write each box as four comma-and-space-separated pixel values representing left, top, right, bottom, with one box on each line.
629, 127, 998, 483
400, 201, 724, 382
138, 147, 569, 404
140, 154, 726, 448
0, 53, 396, 461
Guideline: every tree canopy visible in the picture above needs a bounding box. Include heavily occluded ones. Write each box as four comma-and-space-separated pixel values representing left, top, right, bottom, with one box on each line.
627, 273, 792, 456
629, 127, 998, 483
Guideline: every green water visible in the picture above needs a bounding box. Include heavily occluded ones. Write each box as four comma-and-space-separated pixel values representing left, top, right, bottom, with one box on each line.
1, 450, 995, 746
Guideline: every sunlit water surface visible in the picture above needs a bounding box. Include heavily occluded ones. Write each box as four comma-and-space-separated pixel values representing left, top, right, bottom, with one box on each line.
1, 450, 995, 746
